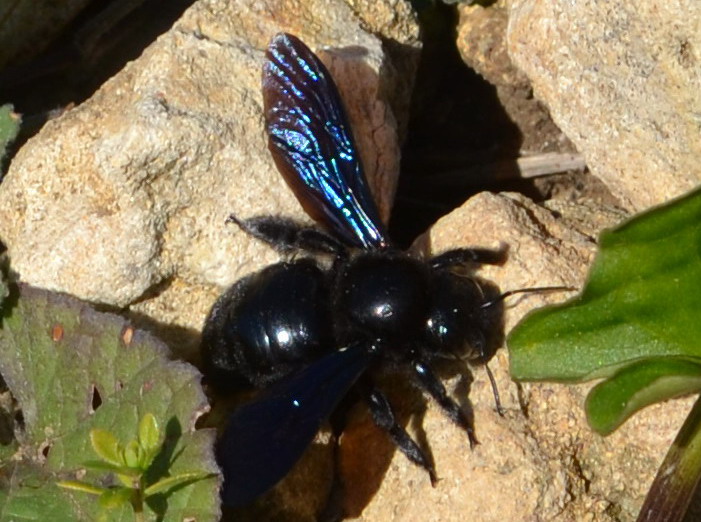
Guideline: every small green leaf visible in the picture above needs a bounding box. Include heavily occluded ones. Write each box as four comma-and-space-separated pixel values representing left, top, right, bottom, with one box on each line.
0, 104, 20, 166
56, 480, 107, 496
116, 473, 137, 489
144, 472, 214, 497
138, 412, 160, 456
82, 460, 139, 477
122, 439, 142, 470
585, 358, 701, 435
89, 429, 122, 467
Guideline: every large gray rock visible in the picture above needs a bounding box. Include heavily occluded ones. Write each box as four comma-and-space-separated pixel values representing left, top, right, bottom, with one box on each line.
507, 0, 701, 209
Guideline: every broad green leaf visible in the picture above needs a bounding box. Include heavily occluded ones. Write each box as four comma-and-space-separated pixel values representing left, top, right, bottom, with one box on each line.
0, 284, 221, 521
507, 188, 701, 519
0, 259, 12, 461
0, 462, 77, 521
585, 358, 701, 435
509, 187, 701, 382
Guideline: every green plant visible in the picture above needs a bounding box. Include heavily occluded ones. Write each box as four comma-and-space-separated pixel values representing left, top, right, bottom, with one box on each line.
0, 285, 221, 521
58, 413, 212, 521
508, 186, 701, 521
0, 104, 20, 168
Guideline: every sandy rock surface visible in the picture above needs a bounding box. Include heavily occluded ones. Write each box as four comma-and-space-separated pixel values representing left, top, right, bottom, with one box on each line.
507, 0, 701, 209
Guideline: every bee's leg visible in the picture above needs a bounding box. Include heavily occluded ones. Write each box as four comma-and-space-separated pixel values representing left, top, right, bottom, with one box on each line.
411, 360, 479, 447
429, 245, 507, 270
365, 387, 437, 484
319, 395, 356, 522
227, 214, 347, 256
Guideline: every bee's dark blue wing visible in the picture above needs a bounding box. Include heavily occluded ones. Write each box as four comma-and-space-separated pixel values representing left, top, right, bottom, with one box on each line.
262, 33, 389, 250
218, 342, 374, 507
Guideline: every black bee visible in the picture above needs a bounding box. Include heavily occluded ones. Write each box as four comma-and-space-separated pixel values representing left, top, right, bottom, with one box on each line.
201, 33, 513, 508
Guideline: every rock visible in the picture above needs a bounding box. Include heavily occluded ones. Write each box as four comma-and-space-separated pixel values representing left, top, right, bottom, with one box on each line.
457, 0, 572, 154
0, 0, 416, 324
346, 0, 418, 44
345, 0, 421, 140
507, 0, 701, 209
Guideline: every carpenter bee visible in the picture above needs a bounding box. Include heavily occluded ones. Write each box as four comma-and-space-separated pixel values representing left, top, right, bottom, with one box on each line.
202, 33, 517, 508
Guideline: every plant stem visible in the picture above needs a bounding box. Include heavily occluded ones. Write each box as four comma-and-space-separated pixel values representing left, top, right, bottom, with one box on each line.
637, 395, 701, 521
129, 476, 146, 522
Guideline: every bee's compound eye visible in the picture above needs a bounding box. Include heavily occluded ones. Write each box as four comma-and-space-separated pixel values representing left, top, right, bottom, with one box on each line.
424, 271, 496, 360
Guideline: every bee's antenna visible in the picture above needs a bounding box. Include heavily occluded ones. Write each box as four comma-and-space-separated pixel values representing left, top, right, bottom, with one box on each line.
478, 285, 575, 415
481, 286, 576, 309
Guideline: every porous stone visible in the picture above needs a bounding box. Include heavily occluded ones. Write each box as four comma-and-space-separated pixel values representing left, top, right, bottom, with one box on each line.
507, 0, 701, 209
457, 0, 573, 154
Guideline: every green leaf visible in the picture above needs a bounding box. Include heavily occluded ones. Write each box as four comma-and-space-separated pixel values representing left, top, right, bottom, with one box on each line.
83, 460, 139, 477
509, 187, 701, 383
506, 188, 701, 519
116, 473, 138, 489
508, 186, 701, 437
90, 429, 122, 467
144, 472, 215, 497
0, 104, 20, 166
0, 462, 77, 521
0, 285, 221, 521
138, 413, 160, 457
585, 358, 701, 435
122, 440, 142, 470
56, 480, 107, 496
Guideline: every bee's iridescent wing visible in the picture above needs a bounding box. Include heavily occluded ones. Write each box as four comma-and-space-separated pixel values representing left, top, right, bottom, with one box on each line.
262, 33, 388, 250
218, 342, 373, 506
